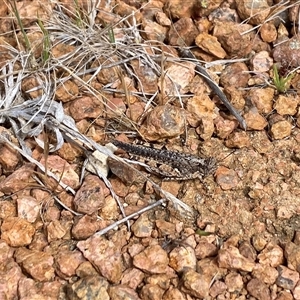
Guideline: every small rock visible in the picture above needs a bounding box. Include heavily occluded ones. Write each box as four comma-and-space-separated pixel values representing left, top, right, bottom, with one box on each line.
260, 22, 277, 42
146, 274, 171, 290
163, 287, 185, 300
257, 242, 284, 267
21, 76, 44, 98
225, 131, 250, 148
73, 175, 105, 215
168, 17, 198, 46
0, 240, 14, 266
225, 272, 243, 293
168, 1, 196, 21
56, 250, 85, 279
0, 163, 35, 194
155, 11, 171, 27
72, 215, 102, 240
1, 216, 35, 247
17, 196, 39, 223
214, 21, 255, 57
249, 87, 274, 114
195, 238, 218, 259
244, 109, 268, 130
220, 62, 250, 88
69, 96, 104, 121
276, 291, 294, 300
0, 259, 23, 299
94, 55, 120, 85
277, 206, 294, 219
158, 62, 195, 96
131, 214, 153, 238
126, 101, 145, 122
161, 180, 181, 197
99, 195, 119, 220
218, 245, 255, 272
189, 73, 212, 95
110, 177, 130, 198
52, 42, 75, 58
224, 86, 246, 110
76, 261, 98, 278
140, 284, 165, 300
294, 231, 300, 245
106, 97, 126, 118
209, 280, 227, 298
198, 257, 225, 280
140, 105, 185, 141
142, 19, 167, 42
276, 265, 299, 290
215, 167, 239, 190
278, 23, 289, 38
195, 32, 226, 58
77, 235, 123, 283
246, 278, 271, 300
196, 117, 215, 141
67, 275, 109, 300
274, 95, 299, 116
155, 220, 176, 236
271, 120, 292, 140
169, 245, 197, 272
239, 241, 257, 262
251, 51, 273, 72
108, 158, 146, 185
55, 80, 79, 102
273, 36, 300, 67
208, 6, 239, 22
180, 268, 210, 298
0, 200, 16, 219
57, 142, 83, 162
14, 247, 55, 282
109, 285, 141, 300
186, 95, 216, 119
214, 116, 236, 139
18, 277, 61, 299
250, 131, 274, 153
133, 244, 169, 274
0, 142, 20, 174
40, 155, 80, 190
121, 268, 145, 290
128, 244, 145, 257
294, 280, 300, 300
252, 234, 268, 251
46, 220, 67, 241
236, 0, 270, 25
284, 242, 300, 272
252, 264, 278, 284
29, 232, 48, 251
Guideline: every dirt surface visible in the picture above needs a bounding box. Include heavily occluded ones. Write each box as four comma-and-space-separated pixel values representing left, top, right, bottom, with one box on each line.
0, 0, 300, 299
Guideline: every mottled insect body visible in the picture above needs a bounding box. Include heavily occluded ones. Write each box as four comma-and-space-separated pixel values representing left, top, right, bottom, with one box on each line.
112, 140, 217, 180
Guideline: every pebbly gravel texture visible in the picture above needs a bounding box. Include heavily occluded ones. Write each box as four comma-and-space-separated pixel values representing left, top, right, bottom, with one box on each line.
0, 0, 300, 299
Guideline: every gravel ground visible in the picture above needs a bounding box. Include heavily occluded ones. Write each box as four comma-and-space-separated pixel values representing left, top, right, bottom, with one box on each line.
0, 0, 300, 299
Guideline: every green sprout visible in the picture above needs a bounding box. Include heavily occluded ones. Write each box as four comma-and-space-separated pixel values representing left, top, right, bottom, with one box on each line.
195, 229, 214, 236
73, 0, 84, 28
10, 0, 31, 52
272, 64, 295, 93
37, 17, 51, 64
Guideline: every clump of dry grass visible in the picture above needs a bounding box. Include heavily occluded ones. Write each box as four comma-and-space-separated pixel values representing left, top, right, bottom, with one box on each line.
0, 1, 197, 230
